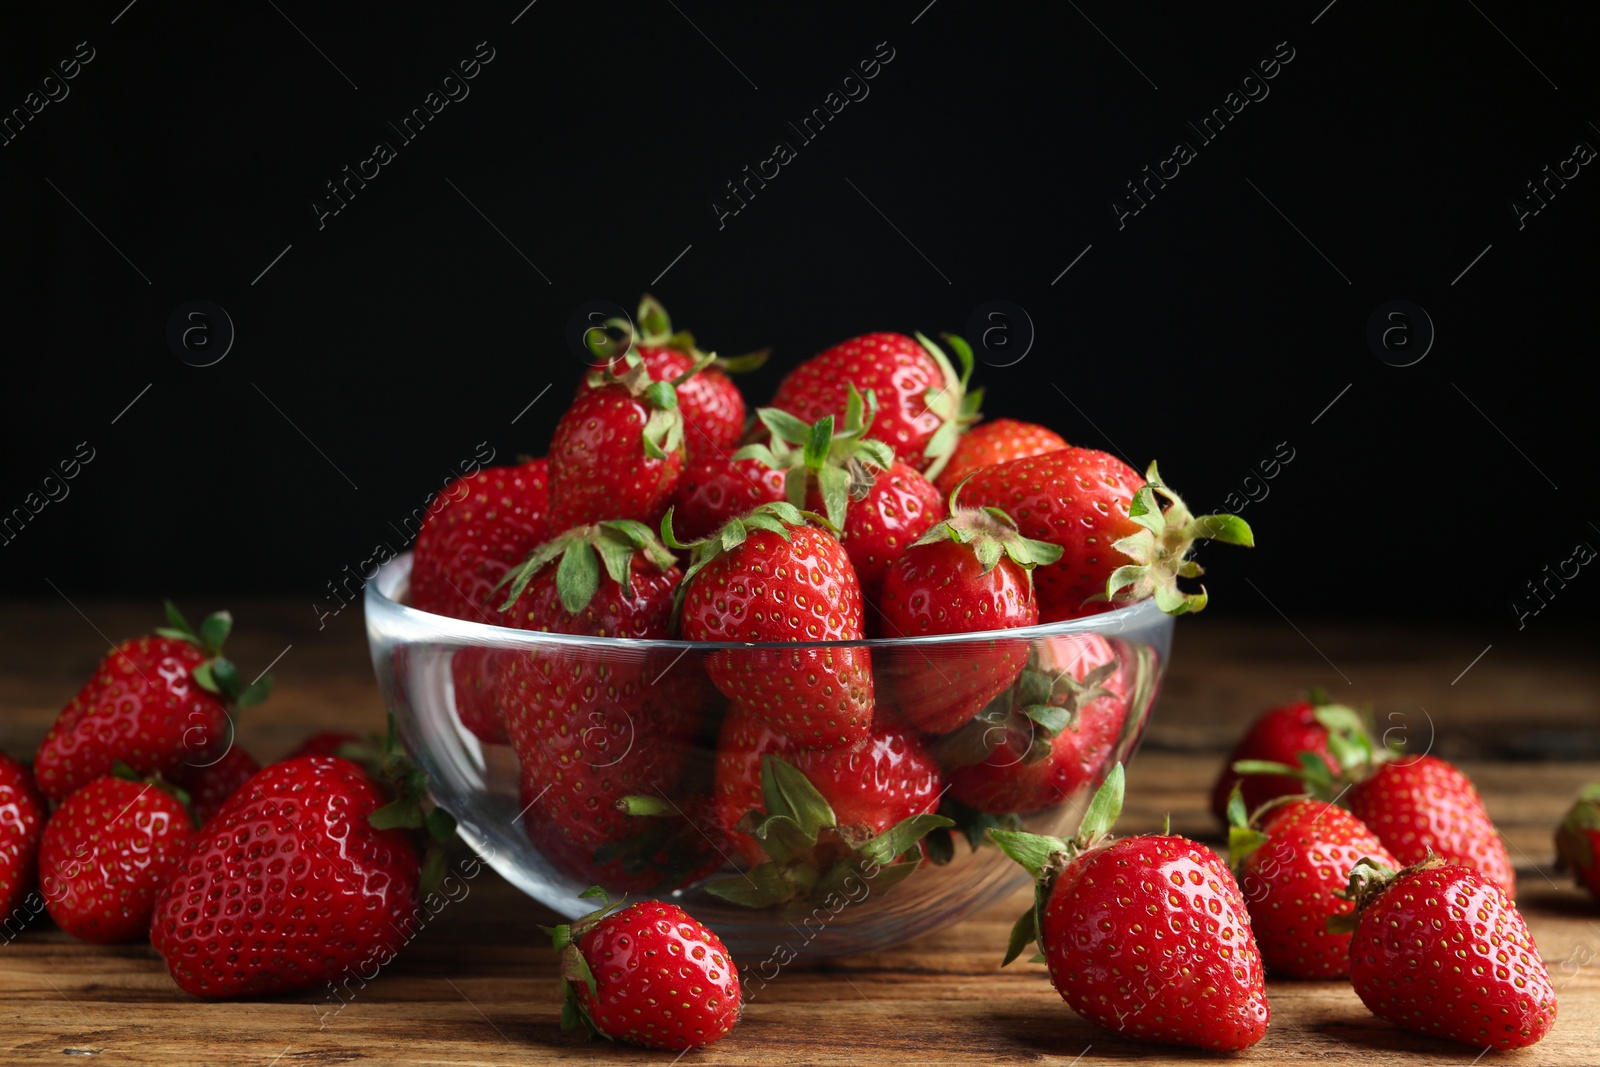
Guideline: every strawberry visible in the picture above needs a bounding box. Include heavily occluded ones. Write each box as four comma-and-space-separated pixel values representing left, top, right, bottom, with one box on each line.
711, 702, 946, 873
670, 453, 786, 543
1340, 858, 1556, 1049
943, 634, 1133, 814
993, 765, 1269, 1050
0, 753, 46, 924
34, 603, 272, 802
39, 771, 196, 943
549, 887, 741, 1049
769, 332, 980, 477
175, 745, 261, 826
409, 458, 551, 619
876, 499, 1060, 733
1210, 694, 1345, 823
493, 522, 709, 891
150, 749, 454, 998
1555, 782, 1600, 901
962, 452, 1252, 621
934, 418, 1068, 495
1227, 792, 1399, 978
670, 502, 874, 750
586, 296, 766, 464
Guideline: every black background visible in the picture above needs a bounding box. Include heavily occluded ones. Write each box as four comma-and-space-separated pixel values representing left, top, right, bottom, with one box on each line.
2, 2, 1595, 641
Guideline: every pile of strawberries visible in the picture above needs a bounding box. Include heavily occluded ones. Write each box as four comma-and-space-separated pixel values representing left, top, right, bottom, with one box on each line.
408, 296, 1255, 915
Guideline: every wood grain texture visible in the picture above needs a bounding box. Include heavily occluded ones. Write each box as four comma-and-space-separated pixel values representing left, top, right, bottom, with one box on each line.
1, 601, 1596, 1065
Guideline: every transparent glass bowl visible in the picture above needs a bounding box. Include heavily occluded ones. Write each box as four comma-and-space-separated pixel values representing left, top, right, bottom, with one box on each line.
366, 552, 1174, 958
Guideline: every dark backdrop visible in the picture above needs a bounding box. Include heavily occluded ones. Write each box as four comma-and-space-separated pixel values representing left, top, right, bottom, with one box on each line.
2, 2, 1595, 643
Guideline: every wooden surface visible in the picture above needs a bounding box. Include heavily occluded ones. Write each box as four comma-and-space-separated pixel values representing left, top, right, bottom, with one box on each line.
1, 601, 1597, 1066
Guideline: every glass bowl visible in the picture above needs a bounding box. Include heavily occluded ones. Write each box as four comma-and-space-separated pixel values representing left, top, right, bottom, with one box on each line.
366, 551, 1174, 958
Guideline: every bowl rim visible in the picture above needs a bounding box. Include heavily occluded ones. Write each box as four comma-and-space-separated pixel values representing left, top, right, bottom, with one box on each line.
368, 550, 1174, 651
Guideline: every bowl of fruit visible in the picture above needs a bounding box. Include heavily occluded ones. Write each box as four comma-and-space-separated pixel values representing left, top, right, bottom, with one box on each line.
366, 298, 1251, 956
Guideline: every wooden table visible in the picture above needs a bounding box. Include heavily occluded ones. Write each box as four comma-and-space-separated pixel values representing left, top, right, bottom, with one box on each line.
1, 602, 1596, 1065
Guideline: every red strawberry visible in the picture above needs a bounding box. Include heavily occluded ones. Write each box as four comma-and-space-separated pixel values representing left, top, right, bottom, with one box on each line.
175, 746, 261, 827
821, 458, 943, 605
712, 702, 945, 870
769, 332, 980, 476
934, 418, 1068, 495
409, 458, 551, 619
994, 765, 1269, 1051
1228, 793, 1399, 978
1210, 695, 1344, 823
671, 452, 786, 543
39, 773, 196, 943
1341, 858, 1556, 1049
944, 634, 1133, 814
671, 503, 874, 750
34, 603, 272, 802
1555, 782, 1600, 901
1347, 756, 1516, 896
0, 753, 46, 923
283, 730, 362, 761
151, 751, 453, 998
550, 888, 741, 1049
962, 452, 1252, 621
876, 501, 1060, 733
494, 522, 708, 891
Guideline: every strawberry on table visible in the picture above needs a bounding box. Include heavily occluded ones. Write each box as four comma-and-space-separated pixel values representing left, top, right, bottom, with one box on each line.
769, 331, 980, 477
1210, 693, 1348, 823
1555, 782, 1600, 901
934, 418, 1068, 495
0, 753, 46, 924
992, 765, 1270, 1051
34, 602, 273, 802
1340, 858, 1556, 1049
670, 502, 874, 750
961, 452, 1252, 621
174, 746, 260, 827
1227, 790, 1399, 978
39, 770, 196, 944
549, 887, 741, 1050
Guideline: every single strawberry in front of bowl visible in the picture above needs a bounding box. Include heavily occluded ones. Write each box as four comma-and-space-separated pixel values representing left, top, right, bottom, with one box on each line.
548, 886, 741, 1050
33, 602, 273, 802
876, 495, 1061, 733
670, 502, 874, 750
1339, 857, 1556, 1049
39, 769, 196, 943
1227, 790, 1399, 979
992, 765, 1270, 1051
961, 451, 1253, 621
934, 418, 1068, 496
1209, 692, 1349, 824
0, 753, 46, 923
1555, 781, 1600, 901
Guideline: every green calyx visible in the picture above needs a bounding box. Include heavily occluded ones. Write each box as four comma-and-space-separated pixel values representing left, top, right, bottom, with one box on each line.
495, 520, 678, 616
1326, 855, 1409, 934
1099, 462, 1255, 616
581, 340, 709, 462
662, 500, 832, 624
914, 332, 983, 482
544, 885, 625, 1040
361, 712, 459, 895
736, 384, 897, 531
914, 485, 1063, 576
989, 763, 1125, 966
584, 294, 770, 375
1555, 783, 1600, 878
155, 600, 273, 709
1222, 783, 1315, 871
705, 757, 953, 914
1229, 698, 1392, 800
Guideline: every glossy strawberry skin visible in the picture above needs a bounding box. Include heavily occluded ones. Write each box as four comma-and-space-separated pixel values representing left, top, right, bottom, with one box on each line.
1237, 799, 1399, 979
39, 777, 196, 944
34, 637, 230, 802
960, 448, 1144, 622
714, 704, 942, 867
150, 755, 421, 998
877, 539, 1036, 733
605, 346, 745, 464
549, 385, 685, 529
1210, 700, 1339, 823
1043, 835, 1269, 1050
1349, 863, 1555, 1049
680, 525, 873, 750
935, 418, 1068, 495
1347, 756, 1516, 896
175, 746, 261, 827
812, 460, 944, 604
672, 453, 786, 543
0, 753, 46, 922
409, 459, 551, 619
576, 900, 741, 1049
771, 333, 946, 471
